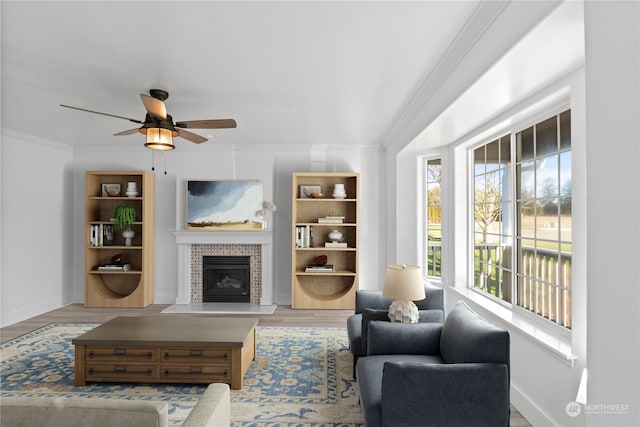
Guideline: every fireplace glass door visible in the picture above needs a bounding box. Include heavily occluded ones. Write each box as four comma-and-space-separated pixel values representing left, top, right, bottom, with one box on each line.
202, 256, 251, 303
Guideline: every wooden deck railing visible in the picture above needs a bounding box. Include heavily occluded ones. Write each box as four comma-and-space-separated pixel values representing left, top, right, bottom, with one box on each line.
426, 243, 572, 328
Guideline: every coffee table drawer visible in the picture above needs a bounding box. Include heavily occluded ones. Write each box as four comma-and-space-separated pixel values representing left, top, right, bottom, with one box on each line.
86, 364, 157, 381
86, 346, 156, 362
160, 365, 230, 381
161, 348, 231, 364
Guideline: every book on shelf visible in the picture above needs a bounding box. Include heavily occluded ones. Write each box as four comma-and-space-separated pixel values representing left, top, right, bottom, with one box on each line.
295, 225, 316, 248
325, 242, 348, 248
305, 264, 335, 272
89, 224, 114, 246
97, 263, 133, 271
318, 216, 345, 224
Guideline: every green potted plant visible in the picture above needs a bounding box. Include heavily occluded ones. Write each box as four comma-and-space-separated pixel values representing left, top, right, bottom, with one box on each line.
112, 205, 136, 246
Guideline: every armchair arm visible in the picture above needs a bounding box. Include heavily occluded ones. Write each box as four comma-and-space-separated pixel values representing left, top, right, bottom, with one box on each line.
381, 362, 510, 427
366, 321, 442, 356
182, 383, 231, 427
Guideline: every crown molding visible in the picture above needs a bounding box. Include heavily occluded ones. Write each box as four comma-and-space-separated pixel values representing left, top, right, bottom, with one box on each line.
1, 127, 73, 152
381, 1, 564, 152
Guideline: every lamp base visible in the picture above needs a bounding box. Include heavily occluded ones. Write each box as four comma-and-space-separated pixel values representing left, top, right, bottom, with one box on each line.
388, 300, 419, 323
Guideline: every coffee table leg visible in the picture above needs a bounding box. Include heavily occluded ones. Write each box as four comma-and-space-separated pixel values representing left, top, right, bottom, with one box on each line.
231, 347, 242, 389
74, 345, 87, 386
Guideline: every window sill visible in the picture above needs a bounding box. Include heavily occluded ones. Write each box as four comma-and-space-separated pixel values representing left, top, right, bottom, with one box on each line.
448, 286, 578, 367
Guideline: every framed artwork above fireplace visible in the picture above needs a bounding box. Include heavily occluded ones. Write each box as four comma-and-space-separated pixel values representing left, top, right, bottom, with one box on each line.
187, 180, 264, 231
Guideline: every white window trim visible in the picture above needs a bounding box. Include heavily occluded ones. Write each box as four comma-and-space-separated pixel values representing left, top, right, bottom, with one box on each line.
450, 93, 578, 364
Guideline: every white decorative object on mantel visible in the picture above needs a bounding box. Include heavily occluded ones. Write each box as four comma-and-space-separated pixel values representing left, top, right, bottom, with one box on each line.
172, 230, 274, 306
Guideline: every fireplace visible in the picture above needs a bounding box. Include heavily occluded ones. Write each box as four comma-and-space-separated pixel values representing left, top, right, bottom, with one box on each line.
202, 256, 251, 302
172, 230, 274, 305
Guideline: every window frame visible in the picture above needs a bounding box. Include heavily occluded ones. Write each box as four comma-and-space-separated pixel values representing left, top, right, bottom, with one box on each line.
467, 107, 572, 338
422, 155, 443, 280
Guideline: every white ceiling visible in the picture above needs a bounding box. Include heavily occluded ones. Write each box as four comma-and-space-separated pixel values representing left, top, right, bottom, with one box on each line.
1, 1, 482, 150
0, 0, 581, 152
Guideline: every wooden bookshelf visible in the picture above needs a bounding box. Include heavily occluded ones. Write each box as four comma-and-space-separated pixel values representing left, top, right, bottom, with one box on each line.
291, 172, 359, 309
85, 171, 155, 307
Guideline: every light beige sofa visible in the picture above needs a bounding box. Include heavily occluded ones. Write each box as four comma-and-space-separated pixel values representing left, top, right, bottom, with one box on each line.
0, 383, 230, 427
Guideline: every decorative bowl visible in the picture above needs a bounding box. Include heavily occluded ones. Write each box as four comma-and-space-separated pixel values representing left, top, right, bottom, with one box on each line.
310, 193, 325, 198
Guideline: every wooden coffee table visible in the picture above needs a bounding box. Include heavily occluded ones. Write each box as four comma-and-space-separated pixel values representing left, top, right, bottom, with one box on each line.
72, 316, 257, 389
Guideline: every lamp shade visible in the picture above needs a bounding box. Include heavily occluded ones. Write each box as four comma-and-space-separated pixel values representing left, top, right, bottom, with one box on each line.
383, 264, 426, 301
144, 127, 175, 151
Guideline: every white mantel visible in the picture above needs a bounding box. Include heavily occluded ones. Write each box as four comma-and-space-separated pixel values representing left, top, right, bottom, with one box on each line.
171, 230, 274, 305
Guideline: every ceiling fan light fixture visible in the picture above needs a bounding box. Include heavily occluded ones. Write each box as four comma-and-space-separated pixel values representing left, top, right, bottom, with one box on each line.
144, 127, 175, 151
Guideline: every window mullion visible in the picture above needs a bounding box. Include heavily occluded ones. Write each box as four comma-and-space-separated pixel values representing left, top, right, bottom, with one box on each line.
510, 131, 518, 310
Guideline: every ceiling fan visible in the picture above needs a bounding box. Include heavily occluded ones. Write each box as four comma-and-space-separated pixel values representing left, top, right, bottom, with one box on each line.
60, 89, 237, 150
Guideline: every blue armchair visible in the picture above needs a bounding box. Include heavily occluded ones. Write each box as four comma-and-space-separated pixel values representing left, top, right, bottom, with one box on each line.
346, 284, 444, 377
356, 301, 510, 427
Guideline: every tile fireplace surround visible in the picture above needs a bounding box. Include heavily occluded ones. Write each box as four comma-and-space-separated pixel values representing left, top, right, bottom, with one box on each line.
172, 230, 274, 305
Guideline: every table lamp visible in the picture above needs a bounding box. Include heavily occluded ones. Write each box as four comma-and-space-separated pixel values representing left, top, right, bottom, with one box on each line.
383, 264, 426, 323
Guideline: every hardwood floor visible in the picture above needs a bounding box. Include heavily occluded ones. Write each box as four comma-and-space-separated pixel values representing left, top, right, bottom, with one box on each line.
1, 303, 531, 426
0, 304, 352, 343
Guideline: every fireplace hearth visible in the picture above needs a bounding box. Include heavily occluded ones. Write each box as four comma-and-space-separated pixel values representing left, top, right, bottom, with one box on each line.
203, 256, 250, 303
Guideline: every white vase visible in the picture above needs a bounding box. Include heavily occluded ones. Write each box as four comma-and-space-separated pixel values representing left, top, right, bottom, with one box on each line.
126, 181, 139, 197
122, 229, 135, 246
332, 184, 346, 199
328, 229, 343, 242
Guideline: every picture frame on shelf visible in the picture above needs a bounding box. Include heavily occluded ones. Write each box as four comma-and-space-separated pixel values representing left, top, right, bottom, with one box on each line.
101, 183, 121, 197
299, 185, 321, 198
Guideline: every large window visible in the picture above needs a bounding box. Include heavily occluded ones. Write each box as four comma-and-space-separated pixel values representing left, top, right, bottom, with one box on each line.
472, 110, 572, 329
424, 158, 442, 277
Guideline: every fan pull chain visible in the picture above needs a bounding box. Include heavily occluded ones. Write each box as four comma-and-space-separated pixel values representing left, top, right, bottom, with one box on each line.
149, 151, 167, 174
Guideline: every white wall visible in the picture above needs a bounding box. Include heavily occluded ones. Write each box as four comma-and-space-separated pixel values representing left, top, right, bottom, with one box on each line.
71, 142, 383, 306
584, 2, 640, 425
2, 137, 382, 323
1, 130, 74, 326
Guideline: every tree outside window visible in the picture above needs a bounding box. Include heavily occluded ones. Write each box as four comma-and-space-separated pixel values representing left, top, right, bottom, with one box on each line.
425, 159, 442, 277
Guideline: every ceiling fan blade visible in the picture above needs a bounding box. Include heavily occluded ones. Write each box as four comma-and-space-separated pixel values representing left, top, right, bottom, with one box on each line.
140, 94, 167, 120
175, 119, 237, 129
114, 128, 141, 136
177, 129, 208, 144
60, 104, 143, 124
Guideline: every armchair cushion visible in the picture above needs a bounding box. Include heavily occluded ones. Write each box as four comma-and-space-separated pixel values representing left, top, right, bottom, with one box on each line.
366, 321, 442, 356
361, 309, 444, 358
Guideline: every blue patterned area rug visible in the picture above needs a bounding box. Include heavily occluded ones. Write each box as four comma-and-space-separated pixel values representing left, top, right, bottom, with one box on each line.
1, 324, 364, 426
